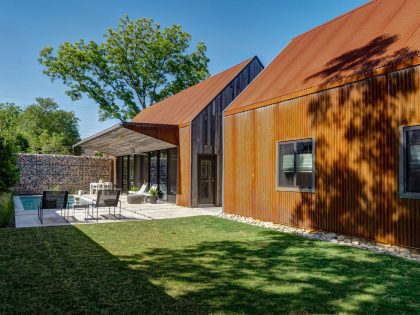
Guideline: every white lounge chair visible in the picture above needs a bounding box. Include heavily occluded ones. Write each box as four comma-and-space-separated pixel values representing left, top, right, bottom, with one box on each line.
128, 183, 148, 196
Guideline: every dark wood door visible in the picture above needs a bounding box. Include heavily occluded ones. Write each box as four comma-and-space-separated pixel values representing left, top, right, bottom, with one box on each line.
198, 155, 216, 205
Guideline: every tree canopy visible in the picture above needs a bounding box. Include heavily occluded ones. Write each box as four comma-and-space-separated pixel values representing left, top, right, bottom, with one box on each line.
0, 136, 20, 193
0, 98, 81, 155
39, 16, 210, 121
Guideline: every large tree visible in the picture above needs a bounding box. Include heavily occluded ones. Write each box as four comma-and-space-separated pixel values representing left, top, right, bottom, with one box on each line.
0, 136, 20, 193
39, 16, 210, 121
0, 103, 29, 152
0, 98, 81, 154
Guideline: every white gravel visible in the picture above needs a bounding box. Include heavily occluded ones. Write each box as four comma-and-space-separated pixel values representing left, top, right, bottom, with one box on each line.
218, 213, 420, 262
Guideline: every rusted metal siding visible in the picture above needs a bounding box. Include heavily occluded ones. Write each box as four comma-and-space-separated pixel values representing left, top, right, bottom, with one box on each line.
176, 126, 191, 207
122, 123, 179, 146
132, 58, 255, 125
224, 65, 420, 248
226, 0, 420, 115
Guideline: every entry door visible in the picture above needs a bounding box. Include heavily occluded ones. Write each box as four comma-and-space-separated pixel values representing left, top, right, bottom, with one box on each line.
198, 155, 216, 205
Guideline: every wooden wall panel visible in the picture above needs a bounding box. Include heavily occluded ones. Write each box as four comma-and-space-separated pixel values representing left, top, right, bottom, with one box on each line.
224, 65, 420, 248
191, 58, 264, 207
176, 126, 191, 207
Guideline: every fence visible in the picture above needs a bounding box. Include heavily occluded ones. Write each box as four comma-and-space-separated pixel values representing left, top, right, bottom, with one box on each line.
15, 154, 113, 194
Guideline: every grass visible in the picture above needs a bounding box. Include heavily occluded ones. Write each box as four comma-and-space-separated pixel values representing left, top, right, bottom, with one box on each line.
0, 216, 419, 314
0, 192, 13, 227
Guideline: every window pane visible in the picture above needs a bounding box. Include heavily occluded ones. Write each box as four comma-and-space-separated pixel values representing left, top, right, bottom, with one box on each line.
409, 144, 420, 169
140, 154, 149, 185
150, 152, 158, 186
296, 141, 313, 188
278, 143, 295, 187
406, 129, 420, 193
129, 155, 135, 189
168, 148, 178, 195
159, 150, 168, 199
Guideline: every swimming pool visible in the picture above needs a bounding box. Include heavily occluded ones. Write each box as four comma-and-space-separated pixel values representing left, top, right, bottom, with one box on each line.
19, 195, 76, 210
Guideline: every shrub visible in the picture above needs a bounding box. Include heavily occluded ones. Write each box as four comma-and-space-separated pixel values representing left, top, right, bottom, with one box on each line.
0, 137, 20, 193
0, 192, 13, 227
130, 186, 140, 192
148, 187, 159, 197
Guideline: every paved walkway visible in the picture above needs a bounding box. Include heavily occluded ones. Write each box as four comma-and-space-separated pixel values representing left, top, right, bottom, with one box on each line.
14, 195, 222, 228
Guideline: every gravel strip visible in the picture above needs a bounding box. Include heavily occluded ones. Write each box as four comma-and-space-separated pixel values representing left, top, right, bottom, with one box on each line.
218, 213, 420, 262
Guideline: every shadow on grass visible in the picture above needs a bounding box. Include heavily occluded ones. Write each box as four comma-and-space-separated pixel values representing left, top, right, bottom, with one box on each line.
120, 229, 419, 314
0, 219, 418, 314
0, 225, 202, 314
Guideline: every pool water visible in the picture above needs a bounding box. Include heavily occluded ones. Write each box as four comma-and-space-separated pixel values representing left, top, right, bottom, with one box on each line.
20, 196, 76, 210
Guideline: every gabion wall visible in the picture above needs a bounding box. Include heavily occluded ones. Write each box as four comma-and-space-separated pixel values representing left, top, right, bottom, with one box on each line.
15, 154, 113, 194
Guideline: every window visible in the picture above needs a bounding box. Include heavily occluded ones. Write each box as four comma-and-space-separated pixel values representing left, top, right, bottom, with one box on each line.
400, 126, 420, 198
277, 139, 315, 191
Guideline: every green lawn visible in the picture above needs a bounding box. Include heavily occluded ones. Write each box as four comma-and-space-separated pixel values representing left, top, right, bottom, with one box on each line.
0, 216, 419, 314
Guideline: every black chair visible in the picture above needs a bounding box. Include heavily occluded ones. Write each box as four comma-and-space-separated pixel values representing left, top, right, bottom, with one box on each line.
88, 189, 121, 221
38, 191, 69, 224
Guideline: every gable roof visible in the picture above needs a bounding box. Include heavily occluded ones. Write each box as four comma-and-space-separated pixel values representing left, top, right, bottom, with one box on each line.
225, 0, 420, 115
132, 57, 257, 126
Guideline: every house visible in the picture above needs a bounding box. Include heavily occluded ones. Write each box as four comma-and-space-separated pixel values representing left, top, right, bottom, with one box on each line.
75, 57, 263, 207
223, 0, 420, 248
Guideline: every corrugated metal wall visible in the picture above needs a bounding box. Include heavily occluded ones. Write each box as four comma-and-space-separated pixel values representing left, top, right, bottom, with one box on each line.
224, 65, 420, 248
176, 126, 191, 207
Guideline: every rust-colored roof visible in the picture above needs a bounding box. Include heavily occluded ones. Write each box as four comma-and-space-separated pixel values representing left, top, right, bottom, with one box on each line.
226, 0, 420, 114
132, 57, 255, 125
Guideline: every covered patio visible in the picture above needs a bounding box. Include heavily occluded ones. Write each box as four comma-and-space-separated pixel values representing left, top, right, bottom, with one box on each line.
74, 122, 180, 200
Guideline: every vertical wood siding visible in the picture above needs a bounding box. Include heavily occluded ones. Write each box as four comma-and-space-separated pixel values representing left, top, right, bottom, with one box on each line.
224, 65, 420, 248
176, 126, 191, 207
190, 58, 264, 206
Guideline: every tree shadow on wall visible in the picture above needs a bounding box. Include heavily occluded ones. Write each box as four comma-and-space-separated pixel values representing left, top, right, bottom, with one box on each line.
304, 35, 419, 84
292, 34, 420, 246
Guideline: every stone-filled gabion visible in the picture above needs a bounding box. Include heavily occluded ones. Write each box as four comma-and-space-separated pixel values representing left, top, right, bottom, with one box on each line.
15, 154, 113, 194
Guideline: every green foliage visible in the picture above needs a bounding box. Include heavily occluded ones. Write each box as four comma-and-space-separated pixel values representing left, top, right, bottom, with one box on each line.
0, 193, 13, 227
0, 98, 81, 154
0, 137, 20, 193
147, 187, 159, 197
130, 186, 140, 192
39, 16, 210, 121
0, 103, 28, 152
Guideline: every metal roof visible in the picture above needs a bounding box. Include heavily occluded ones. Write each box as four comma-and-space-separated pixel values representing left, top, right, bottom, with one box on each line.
225, 0, 420, 115
74, 123, 178, 156
132, 57, 256, 125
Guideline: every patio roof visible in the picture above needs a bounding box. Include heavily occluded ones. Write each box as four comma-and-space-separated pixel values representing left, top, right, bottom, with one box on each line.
74, 122, 178, 156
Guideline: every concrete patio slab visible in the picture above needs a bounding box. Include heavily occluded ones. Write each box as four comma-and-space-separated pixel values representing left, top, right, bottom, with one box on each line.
14, 194, 222, 228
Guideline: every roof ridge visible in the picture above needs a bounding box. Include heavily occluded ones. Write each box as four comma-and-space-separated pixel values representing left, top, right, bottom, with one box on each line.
206, 56, 255, 79
226, 56, 420, 116
133, 56, 255, 117
131, 56, 258, 125
292, 0, 379, 41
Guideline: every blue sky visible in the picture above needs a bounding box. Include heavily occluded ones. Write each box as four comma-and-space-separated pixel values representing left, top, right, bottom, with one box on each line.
0, 0, 367, 138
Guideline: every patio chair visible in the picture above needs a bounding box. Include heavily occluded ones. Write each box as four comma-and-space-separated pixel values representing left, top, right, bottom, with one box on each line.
129, 183, 148, 195
88, 189, 121, 221
37, 191, 69, 224
127, 183, 148, 204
